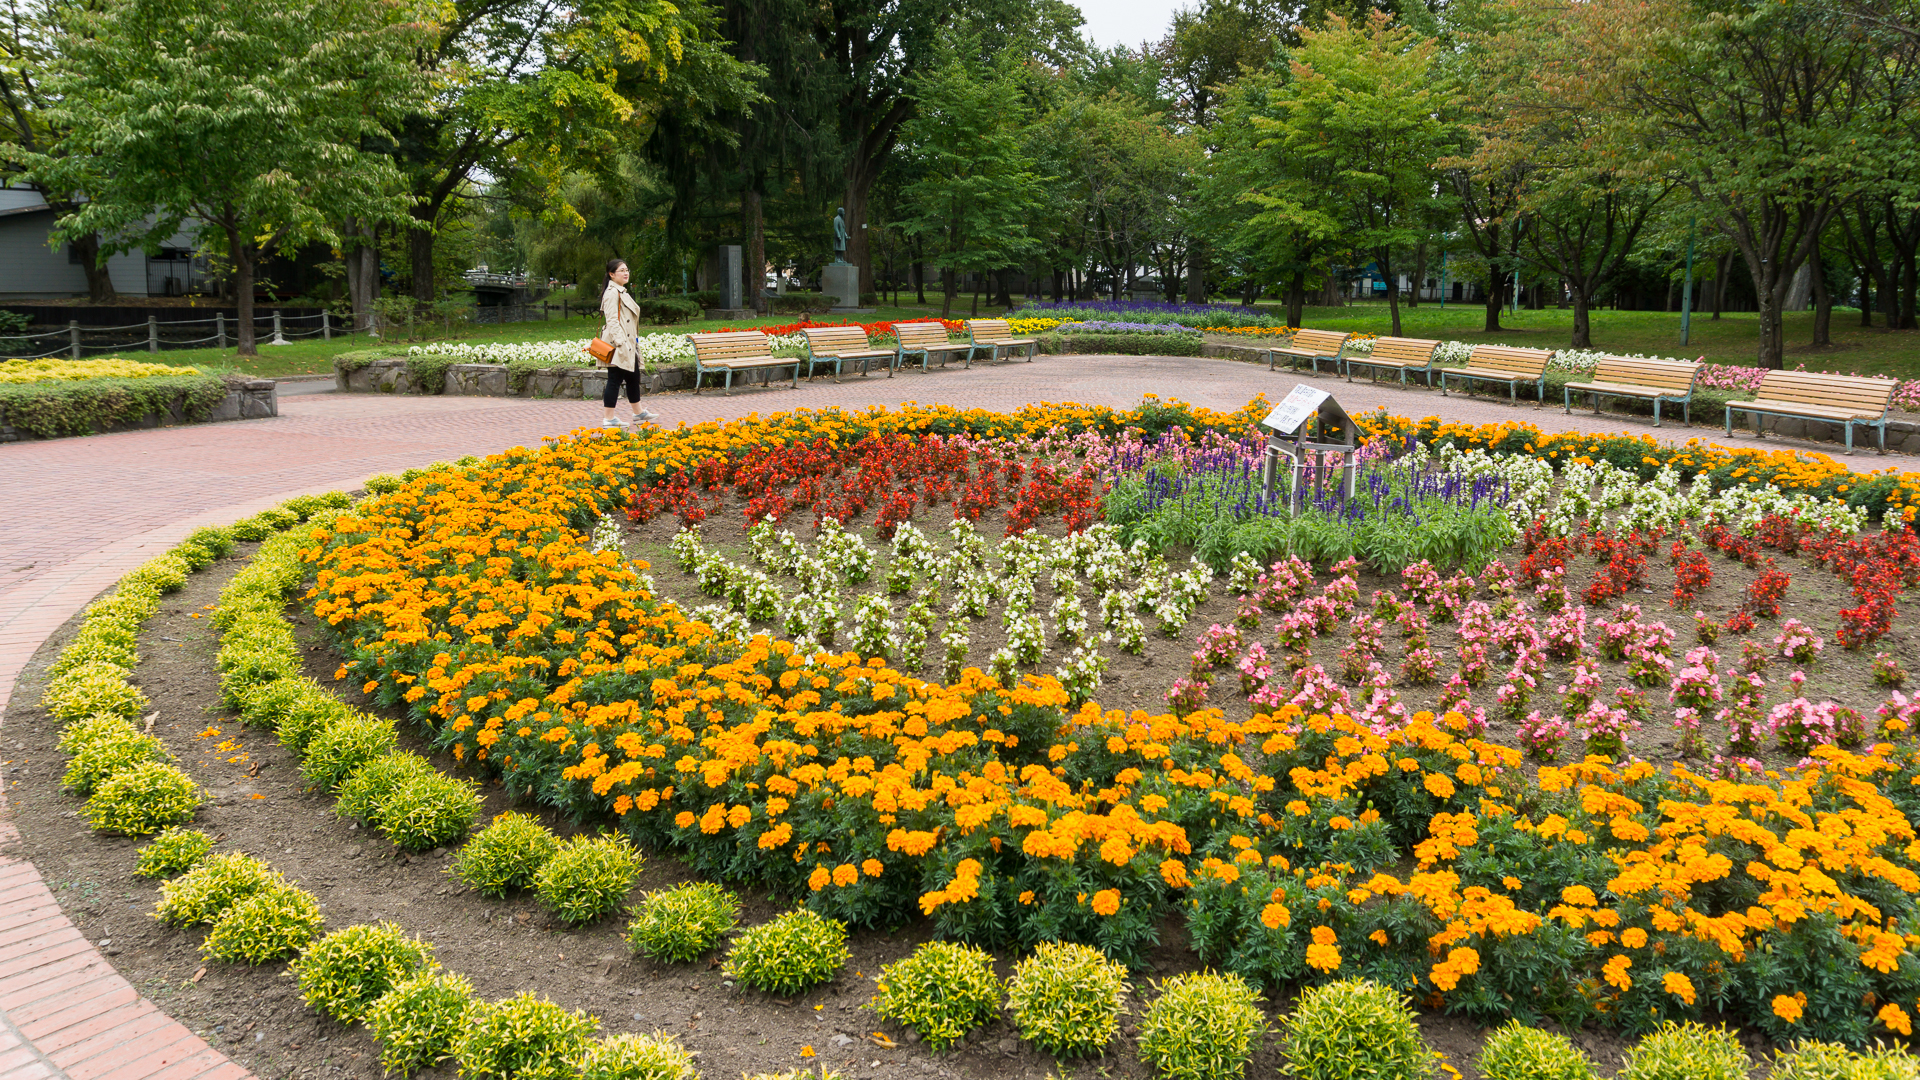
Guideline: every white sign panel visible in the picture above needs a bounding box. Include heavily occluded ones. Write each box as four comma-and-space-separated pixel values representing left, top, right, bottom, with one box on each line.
1262, 384, 1331, 435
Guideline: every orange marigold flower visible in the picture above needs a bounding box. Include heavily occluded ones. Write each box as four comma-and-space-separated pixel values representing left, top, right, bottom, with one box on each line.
1091, 889, 1121, 916
1881, 1004, 1912, 1036
1602, 954, 1632, 992
862, 859, 883, 878
832, 864, 859, 888
1260, 903, 1289, 930
808, 866, 831, 892
1621, 927, 1649, 949
1663, 972, 1696, 1007
1305, 942, 1341, 973
1773, 994, 1805, 1023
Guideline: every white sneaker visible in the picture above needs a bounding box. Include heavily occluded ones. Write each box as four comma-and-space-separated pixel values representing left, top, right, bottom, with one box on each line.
601, 418, 623, 429
630, 410, 658, 425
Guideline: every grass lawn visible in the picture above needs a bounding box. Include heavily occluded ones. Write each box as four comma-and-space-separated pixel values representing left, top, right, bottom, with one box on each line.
80, 297, 1920, 382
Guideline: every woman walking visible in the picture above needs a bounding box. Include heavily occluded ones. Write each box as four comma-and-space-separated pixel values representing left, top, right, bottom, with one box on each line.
598, 258, 657, 428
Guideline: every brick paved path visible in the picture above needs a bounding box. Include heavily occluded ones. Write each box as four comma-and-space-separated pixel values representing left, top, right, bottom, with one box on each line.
0, 353, 1905, 1079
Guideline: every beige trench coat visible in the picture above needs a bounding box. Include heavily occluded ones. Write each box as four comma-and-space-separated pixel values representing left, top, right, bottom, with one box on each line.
600, 282, 642, 371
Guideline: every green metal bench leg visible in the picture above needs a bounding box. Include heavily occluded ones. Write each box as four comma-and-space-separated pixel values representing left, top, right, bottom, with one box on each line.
1653, 399, 1662, 427
1563, 386, 1571, 414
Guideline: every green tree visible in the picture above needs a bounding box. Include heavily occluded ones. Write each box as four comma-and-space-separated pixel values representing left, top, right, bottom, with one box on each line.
1257, 11, 1452, 336
1578, 0, 1888, 367
0, 0, 117, 300
896, 47, 1046, 315
30, 0, 429, 354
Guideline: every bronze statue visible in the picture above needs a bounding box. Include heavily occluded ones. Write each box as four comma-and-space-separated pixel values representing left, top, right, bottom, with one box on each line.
831, 207, 849, 265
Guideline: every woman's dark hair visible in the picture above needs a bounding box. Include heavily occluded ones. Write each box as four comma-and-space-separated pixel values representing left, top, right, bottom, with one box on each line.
605, 257, 628, 279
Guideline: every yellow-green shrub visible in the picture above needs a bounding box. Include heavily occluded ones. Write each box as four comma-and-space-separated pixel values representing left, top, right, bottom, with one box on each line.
56, 711, 138, 754
134, 826, 215, 878
84, 761, 201, 835
62, 728, 170, 795
336, 752, 437, 822
1617, 1022, 1747, 1080
1280, 979, 1435, 1080
373, 770, 481, 851
41, 660, 146, 722
724, 909, 849, 996
871, 941, 1000, 1050
202, 881, 324, 964
1005, 941, 1128, 1059
300, 714, 398, 793
1137, 971, 1267, 1080
452, 992, 597, 1080
123, 553, 190, 594
215, 615, 299, 707
577, 1032, 698, 1080
624, 881, 739, 963
47, 622, 139, 677
293, 921, 436, 1023
365, 970, 476, 1078
533, 834, 642, 925
156, 852, 278, 925
1478, 1022, 1596, 1080
452, 812, 559, 897
270, 680, 359, 753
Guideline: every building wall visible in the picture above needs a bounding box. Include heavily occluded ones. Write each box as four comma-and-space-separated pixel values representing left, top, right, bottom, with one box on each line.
0, 201, 197, 300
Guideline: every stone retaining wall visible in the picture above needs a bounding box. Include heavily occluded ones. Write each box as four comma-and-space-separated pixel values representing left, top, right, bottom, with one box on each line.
335, 358, 801, 398
0, 379, 276, 442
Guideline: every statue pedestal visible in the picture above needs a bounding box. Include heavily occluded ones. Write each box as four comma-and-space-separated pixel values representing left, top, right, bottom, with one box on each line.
822, 263, 870, 313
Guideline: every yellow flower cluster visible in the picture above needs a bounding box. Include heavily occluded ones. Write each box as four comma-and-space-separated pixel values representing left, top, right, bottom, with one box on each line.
304, 399, 1920, 1039
1006, 317, 1073, 334
0, 357, 192, 383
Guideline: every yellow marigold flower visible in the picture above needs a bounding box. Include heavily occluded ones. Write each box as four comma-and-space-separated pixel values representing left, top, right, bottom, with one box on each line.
1311, 925, 1337, 946
1160, 859, 1189, 888
1502, 876, 1521, 891
1602, 954, 1632, 991
1561, 885, 1597, 907
1305, 942, 1341, 973
1424, 773, 1456, 799
1260, 903, 1289, 930
1663, 972, 1695, 1006
1621, 927, 1649, 949
1091, 889, 1121, 916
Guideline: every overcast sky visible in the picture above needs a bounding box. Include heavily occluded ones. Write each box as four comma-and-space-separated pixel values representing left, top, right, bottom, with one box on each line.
1070, 0, 1188, 50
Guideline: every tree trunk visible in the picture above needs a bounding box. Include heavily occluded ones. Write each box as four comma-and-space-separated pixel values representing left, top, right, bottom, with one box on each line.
343, 217, 379, 333
1810, 247, 1831, 345
745, 186, 766, 314
1408, 243, 1426, 308
228, 225, 257, 357
940, 267, 955, 317
408, 206, 436, 305
994, 269, 1012, 309
843, 176, 874, 294
1858, 268, 1873, 327
1186, 242, 1206, 303
69, 233, 117, 302
914, 255, 926, 304
971, 272, 981, 316
1380, 253, 1402, 337
1285, 271, 1306, 330
1483, 267, 1504, 332
1570, 288, 1593, 348
1711, 253, 1729, 320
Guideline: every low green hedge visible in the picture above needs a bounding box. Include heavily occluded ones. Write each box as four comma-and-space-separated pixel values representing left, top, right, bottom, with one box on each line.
1041, 331, 1205, 357
0, 372, 229, 438
768, 292, 835, 314
636, 297, 701, 324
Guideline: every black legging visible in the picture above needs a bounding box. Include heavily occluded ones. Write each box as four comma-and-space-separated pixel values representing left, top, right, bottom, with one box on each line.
603, 364, 641, 406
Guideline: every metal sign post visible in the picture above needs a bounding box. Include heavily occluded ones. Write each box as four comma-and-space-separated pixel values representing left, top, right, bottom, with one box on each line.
1260, 384, 1360, 513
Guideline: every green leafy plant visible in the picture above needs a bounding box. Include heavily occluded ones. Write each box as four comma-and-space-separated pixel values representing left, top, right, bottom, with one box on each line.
0, 372, 228, 439
871, 941, 1000, 1050
365, 472, 404, 494
134, 826, 215, 878
56, 711, 137, 753
272, 680, 360, 753
364, 970, 476, 1078
533, 834, 642, 925
451, 811, 559, 897
1004, 941, 1129, 1059
202, 881, 325, 964
1478, 1022, 1596, 1080
452, 992, 597, 1080
184, 524, 236, 558
624, 881, 740, 963
84, 761, 202, 835
335, 752, 437, 822
1766, 1042, 1861, 1080
228, 514, 276, 541
1280, 979, 1436, 1080
125, 552, 190, 593
156, 851, 277, 925
1137, 971, 1267, 1080
299, 714, 398, 793
41, 660, 148, 722
1617, 1022, 1747, 1080
373, 769, 482, 851
724, 909, 850, 996
62, 727, 170, 794
46, 620, 139, 677
577, 1032, 699, 1080
293, 921, 437, 1023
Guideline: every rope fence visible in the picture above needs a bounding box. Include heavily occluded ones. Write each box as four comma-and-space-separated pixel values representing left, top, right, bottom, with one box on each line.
9, 300, 592, 358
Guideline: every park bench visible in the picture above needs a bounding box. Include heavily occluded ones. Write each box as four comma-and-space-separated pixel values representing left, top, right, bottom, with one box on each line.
1563, 355, 1701, 427
1263, 329, 1350, 375
801, 325, 896, 381
1343, 337, 1441, 386
893, 321, 975, 372
965, 319, 1039, 364
688, 331, 803, 395
1725, 370, 1898, 455
1438, 345, 1553, 404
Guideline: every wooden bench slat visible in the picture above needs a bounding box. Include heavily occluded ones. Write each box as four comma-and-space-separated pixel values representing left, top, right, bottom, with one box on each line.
1342, 337, 1440, 386
1439, 345, 1552, 404
964, 319, 1038, 365
688, 331, 802, 395
1727, 369, 1896, 453
1265, 329, 1351, 373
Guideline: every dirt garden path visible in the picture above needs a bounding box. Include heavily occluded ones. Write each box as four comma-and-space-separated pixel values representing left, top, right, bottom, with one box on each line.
0, 353, 1906, 1080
